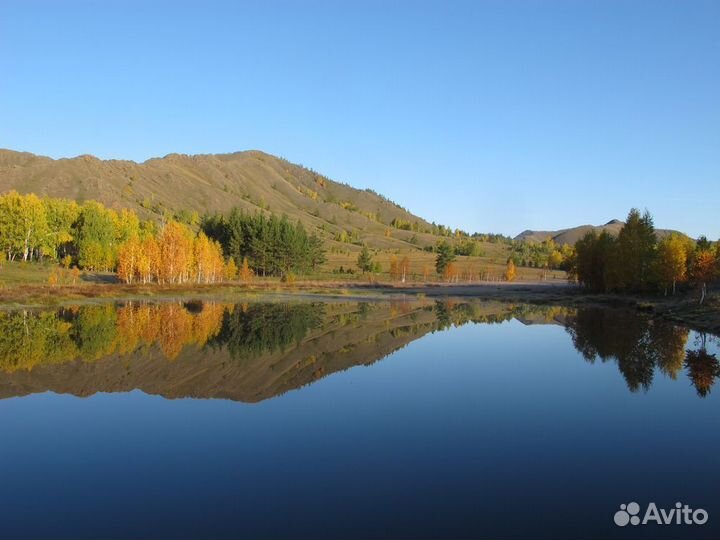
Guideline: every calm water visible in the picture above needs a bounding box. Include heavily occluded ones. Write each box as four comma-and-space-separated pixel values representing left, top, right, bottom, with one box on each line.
0, 299, 718, 540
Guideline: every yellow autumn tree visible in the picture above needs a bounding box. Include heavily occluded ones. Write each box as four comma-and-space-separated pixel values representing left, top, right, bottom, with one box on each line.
504, 259, 517, 282
206, 239, 224, 283
443, 261, 458, 282
691, 250, 717, 304
137, 236, 160, 284
193, 232, 214, 284
225, 258, 238, 281
117, 237, 142, 284
240, 257, 253, 282
389, 255, 399, 281
656, 233, 689, 295
158, 221, 194, 284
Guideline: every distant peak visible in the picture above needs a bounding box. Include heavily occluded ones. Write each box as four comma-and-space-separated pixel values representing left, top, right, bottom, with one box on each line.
605, 219, 622, 225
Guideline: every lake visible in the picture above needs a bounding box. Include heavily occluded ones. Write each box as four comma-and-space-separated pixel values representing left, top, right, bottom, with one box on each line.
0, 299, 718, 539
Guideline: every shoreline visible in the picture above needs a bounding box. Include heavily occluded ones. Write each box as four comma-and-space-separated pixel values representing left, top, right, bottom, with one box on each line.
1, 280, 717, 335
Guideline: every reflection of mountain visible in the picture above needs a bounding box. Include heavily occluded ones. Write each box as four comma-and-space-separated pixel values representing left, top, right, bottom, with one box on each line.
0, 300, 521, 403
0, 300, 716, 401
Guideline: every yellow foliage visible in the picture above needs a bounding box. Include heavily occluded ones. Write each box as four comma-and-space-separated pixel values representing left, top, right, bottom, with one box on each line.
225, 258, 238, 280
504, 259, 517, 282
240, 257, 253, 282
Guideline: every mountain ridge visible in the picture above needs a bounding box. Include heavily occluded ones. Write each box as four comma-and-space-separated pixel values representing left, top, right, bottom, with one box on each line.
514, 219, 684, 245
0, 147, 443, 250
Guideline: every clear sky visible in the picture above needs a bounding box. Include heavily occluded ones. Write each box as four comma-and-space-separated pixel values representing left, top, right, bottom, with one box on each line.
1, 0, 718, 238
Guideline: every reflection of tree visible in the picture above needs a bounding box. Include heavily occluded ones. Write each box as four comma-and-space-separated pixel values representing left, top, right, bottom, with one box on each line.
115, 302, 227, 360
211, 302, 325, 359
685, 334, 720, 398
433, 301, 518, 331
0, 301, 228, 371
0, 311, 78, 372
653, 325, 688, 380
72, 305, 118, 361
565, 308, 689, 392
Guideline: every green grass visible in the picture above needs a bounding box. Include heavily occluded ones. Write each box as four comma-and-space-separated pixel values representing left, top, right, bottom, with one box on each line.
0, 261, 57, 285
326, 246, 567, 282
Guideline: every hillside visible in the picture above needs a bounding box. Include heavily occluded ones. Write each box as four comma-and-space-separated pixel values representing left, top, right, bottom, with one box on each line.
0, 148, 439, 250
515, 219, 682, 246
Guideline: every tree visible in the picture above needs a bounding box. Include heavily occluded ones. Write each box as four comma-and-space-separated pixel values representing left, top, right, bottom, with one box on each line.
656, 233, 689, 295
202, 208, 326, 277
115, 208, 141, 245
615, 208, 657, 292
193, 232, 215, 284
240, 257, 253, 282
400, 256, 410, 283
574, 230, 617, 293
75, 201, 118, 271
137, 236, 160, 284
225, 258, 238, 281
42, 197, 80, 260
117, 237, 142, 284
696, 236, 712, 252
504, 259, 517, 282
443, 261, 458, 282
357, 245, 373, 273
389, 255, 399, 281
435, 240, 455, 276
0, 191, 49, 261
548, 249, 563, 269
158, 221, 194, 284
691, 249, 717, 304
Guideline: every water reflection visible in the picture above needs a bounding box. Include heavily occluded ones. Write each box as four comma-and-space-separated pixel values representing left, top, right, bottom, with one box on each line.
685, 333, 720, 397
564, 308, 719, 395
564, 308, 688, 391
0, 300, 717, 401
209, 302, 325, 359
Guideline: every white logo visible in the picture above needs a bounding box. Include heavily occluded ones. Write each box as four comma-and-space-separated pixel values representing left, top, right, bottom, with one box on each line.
614, 502, 708, 527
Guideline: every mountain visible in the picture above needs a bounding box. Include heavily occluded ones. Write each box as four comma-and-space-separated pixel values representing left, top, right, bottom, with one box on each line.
514, 219, 682, 246
0, 148, 437, 250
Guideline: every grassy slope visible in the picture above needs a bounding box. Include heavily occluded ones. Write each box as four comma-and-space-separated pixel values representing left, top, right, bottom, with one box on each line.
0, 147, 534, 282
0, 148, 444, 251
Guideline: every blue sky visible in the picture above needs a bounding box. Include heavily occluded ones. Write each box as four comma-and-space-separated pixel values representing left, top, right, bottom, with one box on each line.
1, 0, 718, 238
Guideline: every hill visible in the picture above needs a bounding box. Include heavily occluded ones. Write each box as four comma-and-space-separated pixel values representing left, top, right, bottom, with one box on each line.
0, 148, 440, 250
515, 219, 683, 246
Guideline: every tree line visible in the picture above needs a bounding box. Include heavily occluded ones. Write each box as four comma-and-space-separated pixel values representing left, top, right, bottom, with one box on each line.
201, 209, 326, 278
572, 209, 719, 301
0, 190, 233, 284
0, 191, 329, 284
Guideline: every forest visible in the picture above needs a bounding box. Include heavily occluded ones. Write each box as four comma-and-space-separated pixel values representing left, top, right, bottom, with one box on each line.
201, 209, 326, 278
0, 190, 327, 284
572, 209, 719, 302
